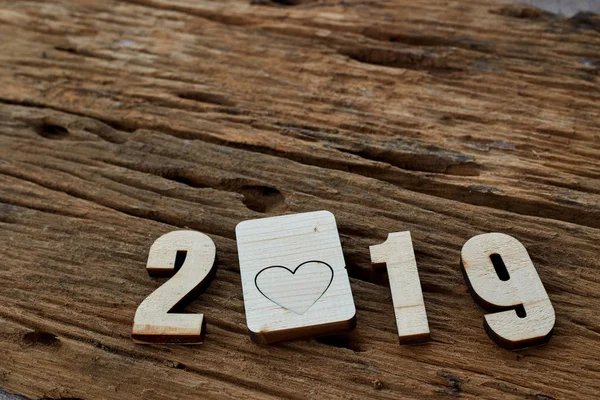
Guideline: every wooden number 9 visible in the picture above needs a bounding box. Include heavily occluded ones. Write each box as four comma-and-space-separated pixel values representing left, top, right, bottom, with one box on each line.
460, 233, 555, 349
132, 230, 216, 344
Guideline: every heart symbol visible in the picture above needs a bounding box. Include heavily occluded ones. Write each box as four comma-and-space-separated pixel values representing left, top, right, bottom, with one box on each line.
254, 261, 334, 315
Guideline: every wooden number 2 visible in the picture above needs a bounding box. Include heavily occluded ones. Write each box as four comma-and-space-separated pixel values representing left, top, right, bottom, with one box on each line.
132, 230, 216, 344
460, 232, 555, 349
370, 232, 430, 344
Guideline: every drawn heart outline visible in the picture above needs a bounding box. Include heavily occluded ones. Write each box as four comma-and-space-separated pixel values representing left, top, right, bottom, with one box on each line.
254, 261, 334, 315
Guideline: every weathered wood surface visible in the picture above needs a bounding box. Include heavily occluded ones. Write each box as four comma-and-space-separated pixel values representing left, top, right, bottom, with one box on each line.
0, 0, 598, 399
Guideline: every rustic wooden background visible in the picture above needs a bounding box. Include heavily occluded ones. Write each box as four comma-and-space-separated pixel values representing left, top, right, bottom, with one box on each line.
0, 0, 598, 399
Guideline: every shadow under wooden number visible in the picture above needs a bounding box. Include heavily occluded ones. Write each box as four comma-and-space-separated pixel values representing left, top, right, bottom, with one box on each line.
132, 230, 217, 344
236, 211, 356, 344
460, 233, 555, 350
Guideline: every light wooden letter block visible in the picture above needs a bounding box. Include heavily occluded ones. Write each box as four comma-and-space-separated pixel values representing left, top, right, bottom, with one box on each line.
236, 211, 356, 344
132, 230, 216, 344
370, 232, 430, 344
461, 232, 555, 349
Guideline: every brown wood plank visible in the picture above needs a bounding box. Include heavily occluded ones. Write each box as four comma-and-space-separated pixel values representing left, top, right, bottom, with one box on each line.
0, 0, 598, 399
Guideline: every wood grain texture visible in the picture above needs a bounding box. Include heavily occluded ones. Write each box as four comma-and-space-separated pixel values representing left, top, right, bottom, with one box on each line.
0, 0, 598, 399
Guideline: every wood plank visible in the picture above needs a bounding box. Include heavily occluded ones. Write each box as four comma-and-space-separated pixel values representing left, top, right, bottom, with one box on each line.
0, 0, 598, 399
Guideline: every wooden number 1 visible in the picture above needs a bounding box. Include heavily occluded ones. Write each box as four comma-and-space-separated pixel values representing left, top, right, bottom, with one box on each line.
370, 232, 430, 344
132, 230, 216, 344
461, 233, 555, 349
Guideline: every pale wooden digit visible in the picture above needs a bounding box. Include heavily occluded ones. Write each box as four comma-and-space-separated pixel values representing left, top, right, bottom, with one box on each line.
132, 230, 216, 344
461, 232, 555, 349
370, 232, 430, 344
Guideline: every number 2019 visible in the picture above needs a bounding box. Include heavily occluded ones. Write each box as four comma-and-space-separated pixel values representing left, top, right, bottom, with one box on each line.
131, 228, 554, 351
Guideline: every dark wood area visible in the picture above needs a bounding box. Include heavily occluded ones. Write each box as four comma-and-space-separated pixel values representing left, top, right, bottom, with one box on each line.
0, 1, 598, 399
